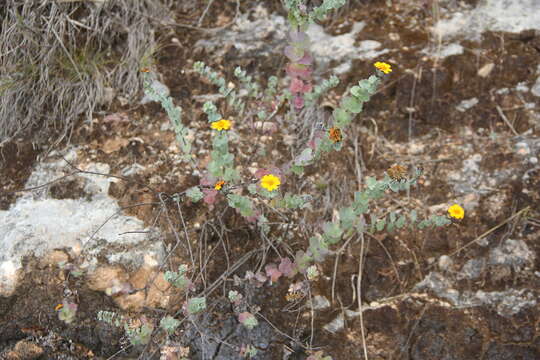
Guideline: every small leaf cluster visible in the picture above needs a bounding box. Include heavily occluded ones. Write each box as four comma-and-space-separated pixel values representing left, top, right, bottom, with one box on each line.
240, 344, 258, 358
97, 311, 154, 346
226, 288, 259, 331
185, 296, 206, 316
142, 73, 191, 156
234, 66, 260, 99
227, 193, 254, 217
57, 300, 78, 324
186, 186, 204, 202
303, 75, 340, 105
333, 75, 380, 128
195, 61, 244, 112
284, 29, 314, 110
164, 264, 192, 291
159, 315, 181, 335
209, 131, 238, 181
125, 319, 154, 346
284, 0, 347, 29
273, 193, 312, 209
194, 61, 233, 97
238, 312, 258, 330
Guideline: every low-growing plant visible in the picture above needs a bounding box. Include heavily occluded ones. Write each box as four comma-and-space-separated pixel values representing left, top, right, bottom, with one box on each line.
240, 344, 258, 358
56, 300, 78, 325
238, 312, 259, 330
132, 0, 466, 356
164, 264, 193, 292
183, 297, 207, 316
160, 315, 181, 335
97, 310, 155, 346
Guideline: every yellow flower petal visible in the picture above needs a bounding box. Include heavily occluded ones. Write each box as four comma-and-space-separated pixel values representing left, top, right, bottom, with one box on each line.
448, 204, 464, 219
260, 174, 281, 192
374, 61, 392, 74
211, 119, 232, 131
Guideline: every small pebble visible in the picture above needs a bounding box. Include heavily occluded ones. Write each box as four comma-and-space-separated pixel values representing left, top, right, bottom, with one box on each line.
438, 255, 453, 271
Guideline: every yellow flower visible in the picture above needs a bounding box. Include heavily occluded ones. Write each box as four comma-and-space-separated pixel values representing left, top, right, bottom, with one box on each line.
448, 204, 464, 219
260, 174, 281, 192
374, 61, 392, 74
211, 119, 232, 131
214, 180, 225, 190
55, 303, 64, 311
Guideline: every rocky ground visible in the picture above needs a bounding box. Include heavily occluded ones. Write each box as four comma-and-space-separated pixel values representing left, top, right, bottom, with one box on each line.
0, 0, 539, 359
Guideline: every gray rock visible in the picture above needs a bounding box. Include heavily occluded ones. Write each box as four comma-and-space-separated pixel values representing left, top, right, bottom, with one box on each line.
458, 258, 485, 280
531, 76, 540, 97
433, 0, 540, 41
308, 295, 330, 310
456, 98, 479, 112
323, 313, 344, 333
438, 255, 454, 272
488, 239, 535, 270
0, 150, 164, 297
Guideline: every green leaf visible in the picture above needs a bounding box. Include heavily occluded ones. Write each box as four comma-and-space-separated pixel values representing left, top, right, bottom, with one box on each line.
396, 215, 407, 228
355, 202, 369, 214
367, 75, 380, 85
309, 236, 329, 262
282, 193, 307, 209
323, 222, 343, 244
160, 316, 180, 335
227, 194, 253, 217
339, 206, 356, 231
341, 96, 363, 114
369, 213, 377, 233
418, 219, 431, 229
295, 148, 314, 166
295, 250, 312, 272
186, 297, 206, 315
247, 183, 258, 195
291, 164, 305, 176
365, 176, 377, 190
353, 191, 370, 214
333, 108, 352, 128
433, 215, 451, 227
389, 181, 400, 192
376, 218, 386, 231
186, 187, 203, 202
350, 85, 362, 98
213, 132, 229, 150
408, 210, 418, 229
259, 187, 279, 199
207, 160, 222, 178
223, 167, 239, 182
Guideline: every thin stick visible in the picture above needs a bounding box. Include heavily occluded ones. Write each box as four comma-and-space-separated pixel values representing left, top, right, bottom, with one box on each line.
496, 105, 519, 136
331, 235, 355, 304
197, 0, 215, 26
357, 231, 369, 360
